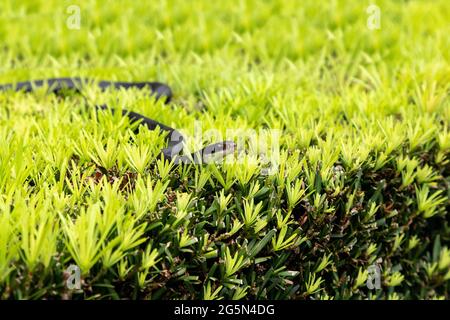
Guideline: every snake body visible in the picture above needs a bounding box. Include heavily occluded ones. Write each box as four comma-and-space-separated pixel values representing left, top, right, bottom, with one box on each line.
0, 78, 235, 164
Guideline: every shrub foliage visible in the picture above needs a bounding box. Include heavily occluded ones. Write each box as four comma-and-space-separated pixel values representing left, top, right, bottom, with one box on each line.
0, 0, 449, 299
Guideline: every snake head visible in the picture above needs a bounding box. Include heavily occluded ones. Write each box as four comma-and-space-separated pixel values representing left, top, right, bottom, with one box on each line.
201, 140, 236, 164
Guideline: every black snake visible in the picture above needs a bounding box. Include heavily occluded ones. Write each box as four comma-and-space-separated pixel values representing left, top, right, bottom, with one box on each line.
0, 78, 236, 164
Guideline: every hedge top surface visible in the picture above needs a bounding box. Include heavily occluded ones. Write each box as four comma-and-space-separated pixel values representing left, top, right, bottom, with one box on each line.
0, 0, 449, 299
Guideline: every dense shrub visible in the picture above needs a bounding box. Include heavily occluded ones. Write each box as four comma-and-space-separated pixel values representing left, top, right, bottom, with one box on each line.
0, 0, 449, 299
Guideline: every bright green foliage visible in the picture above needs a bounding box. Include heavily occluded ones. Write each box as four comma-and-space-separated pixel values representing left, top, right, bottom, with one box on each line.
0, 0, 450, 299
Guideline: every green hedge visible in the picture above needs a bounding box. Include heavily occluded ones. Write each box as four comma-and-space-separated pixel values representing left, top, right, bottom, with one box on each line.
0, 0, 449, 299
